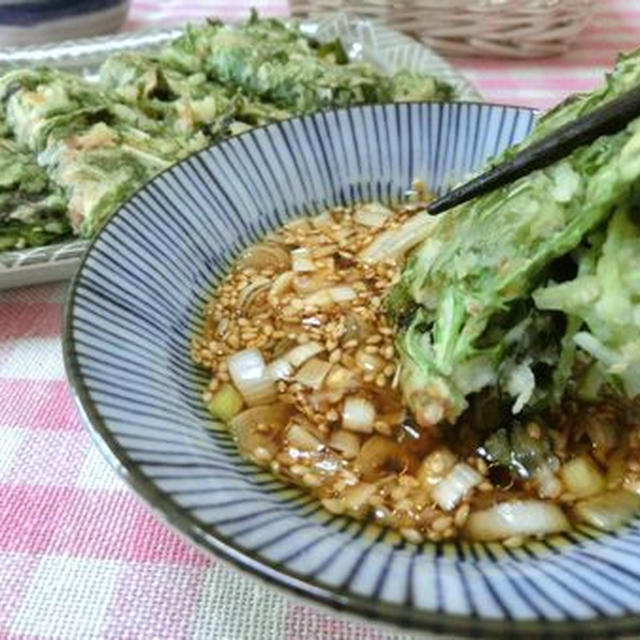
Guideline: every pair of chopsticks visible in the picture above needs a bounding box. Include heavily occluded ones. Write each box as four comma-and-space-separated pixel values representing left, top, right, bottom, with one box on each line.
427, 85, 640, 215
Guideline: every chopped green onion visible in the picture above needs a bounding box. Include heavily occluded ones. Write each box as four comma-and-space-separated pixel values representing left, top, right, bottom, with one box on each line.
285, 342, 324, 368
266, 358, 294, 381
432, 462, 482, 511
291, 247, 316, 272
227, 348, 277, 406
560, 456, 605, 498
328, 429, 361, 459
295, 357, 332, 389
359, 210, 438, 262
342, 396, 376, 433
466, 500, 569, 541
354, 202, 391, 228
573, 490, 640, 531
286, 423, 323, 452
207, 383, 244, 422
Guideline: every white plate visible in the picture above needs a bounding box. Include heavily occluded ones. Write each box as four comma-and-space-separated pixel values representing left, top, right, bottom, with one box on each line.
0, 15, 480, 290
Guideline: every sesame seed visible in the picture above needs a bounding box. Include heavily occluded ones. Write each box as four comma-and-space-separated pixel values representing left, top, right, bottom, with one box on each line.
253, 447, 272, 462
432, 515, 453, 532
382, 346, 395, 360
302, 472, 322, 487
193, 201, 486, 541
374, 421, 392, 436
454, 504, 470, 528
504, 536, 524, 548
400, 528, 423, 545
368, 494, 384, 507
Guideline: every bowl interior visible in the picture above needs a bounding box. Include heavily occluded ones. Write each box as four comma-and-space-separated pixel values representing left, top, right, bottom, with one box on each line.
65, 102, 640, 637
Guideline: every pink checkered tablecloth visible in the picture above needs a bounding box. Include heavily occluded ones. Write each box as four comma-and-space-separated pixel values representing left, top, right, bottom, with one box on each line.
1, 1, 639, 638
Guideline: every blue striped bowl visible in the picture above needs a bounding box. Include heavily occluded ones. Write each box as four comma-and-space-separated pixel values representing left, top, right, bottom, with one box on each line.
65, 102, 640, 638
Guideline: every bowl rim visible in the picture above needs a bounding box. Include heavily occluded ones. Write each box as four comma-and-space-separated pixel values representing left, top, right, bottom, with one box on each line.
63, 101, 640, 638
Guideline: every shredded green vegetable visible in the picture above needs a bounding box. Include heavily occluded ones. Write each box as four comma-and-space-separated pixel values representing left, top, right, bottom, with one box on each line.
391, 49, 640, 428
0, 11, 456, 248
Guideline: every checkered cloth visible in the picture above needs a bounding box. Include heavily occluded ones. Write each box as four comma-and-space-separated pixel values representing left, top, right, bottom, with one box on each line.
1, 1, 638, 637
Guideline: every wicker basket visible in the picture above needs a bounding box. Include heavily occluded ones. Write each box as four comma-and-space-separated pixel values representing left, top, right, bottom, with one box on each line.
289, 0, 594, 58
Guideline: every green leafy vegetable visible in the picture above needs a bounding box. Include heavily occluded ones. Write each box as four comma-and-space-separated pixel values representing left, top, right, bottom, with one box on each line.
160, 12, 453, 115
0, 12, 457, 250
534, 206, 640, 397
392, 49, 640, 428
0, 136, 69, 251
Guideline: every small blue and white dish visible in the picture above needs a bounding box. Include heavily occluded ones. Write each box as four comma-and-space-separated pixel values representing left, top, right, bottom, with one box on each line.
64, 102, 640, 638
0, 0, 130, 46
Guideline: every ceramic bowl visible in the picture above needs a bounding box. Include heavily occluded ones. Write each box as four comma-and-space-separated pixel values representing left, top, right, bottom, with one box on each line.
65, 102, 640, 638
0, 0, 130, 46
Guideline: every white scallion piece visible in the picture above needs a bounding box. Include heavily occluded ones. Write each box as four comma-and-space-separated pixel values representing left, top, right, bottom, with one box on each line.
230, 403, 292, 460
266, 358, 294, 381
355, 349, 385, 373
291, 247, 316, 272
236, 241, 290, 271
560, 456, 605, 498
342, 396, 376, 433
354, 202, 392, 228
302, 286, 357, 307
268, 271, 294, 306
230, 403, 291, 435
236, 277, 270, 314
287, 424, 324, 452
285, 342, 324, 368
417, 447, 457, 487
432, 462, 483, 511
295, 358, 332, 390
311, 210, 333, 228
573, 490, 640, 531
466, 500, 570, 541
227, 348, 277, 406
359, 210, 439, 262
343, 482, 377, 516
325, 365, 357, 392
328, 429, 360, 459
534, 464, 563, 499
302, 289, 333, 308
328, 285, 357, 303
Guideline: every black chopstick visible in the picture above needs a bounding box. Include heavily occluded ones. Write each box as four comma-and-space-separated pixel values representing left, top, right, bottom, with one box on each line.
427, 84, 640, 215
